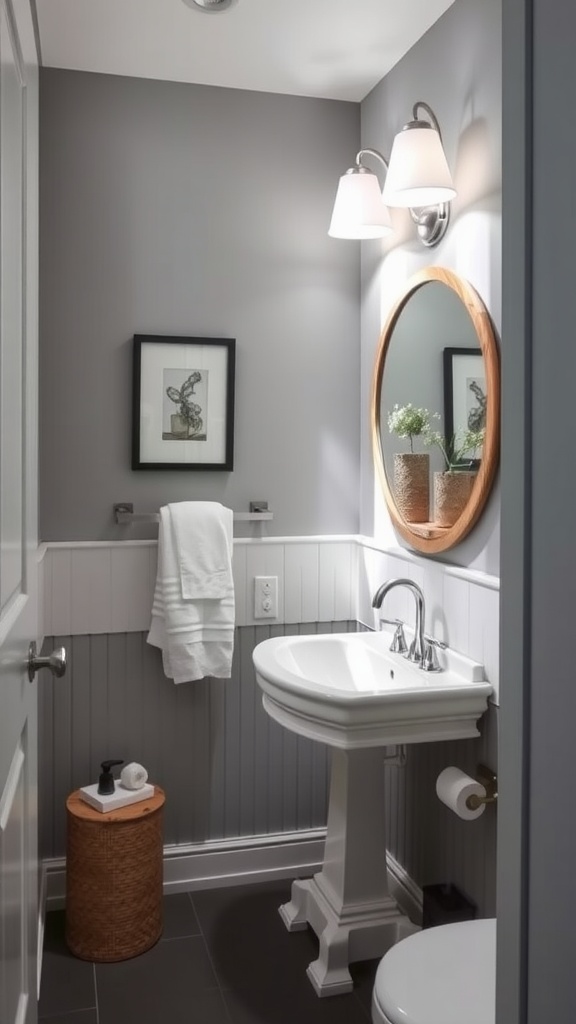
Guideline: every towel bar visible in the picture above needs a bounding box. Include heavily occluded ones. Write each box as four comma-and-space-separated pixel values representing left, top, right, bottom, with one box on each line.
113, 503, 273, 525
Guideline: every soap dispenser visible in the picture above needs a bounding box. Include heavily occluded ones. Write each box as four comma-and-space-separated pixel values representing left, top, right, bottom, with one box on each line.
97, 759, 124, 795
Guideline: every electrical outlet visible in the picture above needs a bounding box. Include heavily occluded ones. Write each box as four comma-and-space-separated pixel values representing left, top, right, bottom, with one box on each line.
254, 575, 278, 619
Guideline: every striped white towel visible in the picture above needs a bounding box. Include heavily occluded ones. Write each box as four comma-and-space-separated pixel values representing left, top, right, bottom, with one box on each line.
147, 503, 235, 683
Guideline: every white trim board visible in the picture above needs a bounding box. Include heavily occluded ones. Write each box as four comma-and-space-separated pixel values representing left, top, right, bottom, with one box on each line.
39, 537, 358, 635
357, 536, 500, 592
37, 852, 47, 998
38, 535, 499, 636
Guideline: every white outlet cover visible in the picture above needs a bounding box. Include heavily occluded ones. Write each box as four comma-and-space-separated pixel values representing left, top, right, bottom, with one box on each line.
254, 576, 278, 619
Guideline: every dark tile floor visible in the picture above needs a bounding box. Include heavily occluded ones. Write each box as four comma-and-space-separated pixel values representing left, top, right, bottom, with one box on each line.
39, 879, 379, 1023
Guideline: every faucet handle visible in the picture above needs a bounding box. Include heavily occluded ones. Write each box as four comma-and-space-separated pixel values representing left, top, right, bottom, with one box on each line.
421, 634, 448, 672
380, 618, 408, 655
424, 633, 448, 650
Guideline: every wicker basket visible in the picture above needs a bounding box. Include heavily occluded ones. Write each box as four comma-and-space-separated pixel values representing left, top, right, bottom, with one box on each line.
393, 453, 430, 523
65, 786, 165, 962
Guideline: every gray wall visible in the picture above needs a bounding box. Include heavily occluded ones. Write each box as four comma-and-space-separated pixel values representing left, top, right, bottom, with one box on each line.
359, 0, 502, 573
39, 70, 361, 541
499, 0, 576, 1020
497, 0, 528, 1018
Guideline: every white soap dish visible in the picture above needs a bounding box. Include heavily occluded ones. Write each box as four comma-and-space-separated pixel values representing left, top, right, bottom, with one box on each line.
79, 781, 155, 813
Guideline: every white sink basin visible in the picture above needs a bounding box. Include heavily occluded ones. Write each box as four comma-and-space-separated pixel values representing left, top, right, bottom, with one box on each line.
253, 629, 492, 749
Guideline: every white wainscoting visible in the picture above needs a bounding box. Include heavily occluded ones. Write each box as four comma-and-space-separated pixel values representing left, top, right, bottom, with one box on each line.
357, 539, 500, 705
38, 537, 358, 637
38, 534, 500, 702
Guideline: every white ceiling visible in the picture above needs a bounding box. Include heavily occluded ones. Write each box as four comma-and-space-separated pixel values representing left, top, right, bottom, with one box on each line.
35, 0, 455, 103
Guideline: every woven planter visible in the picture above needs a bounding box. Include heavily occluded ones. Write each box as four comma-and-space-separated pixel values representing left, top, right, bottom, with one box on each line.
170, 413, 189, 437
393, 453, 430, 523
65, 788, 164, 962
434, 471, 477, 527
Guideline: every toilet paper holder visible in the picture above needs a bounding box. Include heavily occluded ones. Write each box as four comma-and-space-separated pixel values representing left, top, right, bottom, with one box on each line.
466, 763, 498, 812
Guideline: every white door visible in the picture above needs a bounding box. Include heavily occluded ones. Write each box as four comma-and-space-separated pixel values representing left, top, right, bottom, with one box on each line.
0, 1, 40, 1022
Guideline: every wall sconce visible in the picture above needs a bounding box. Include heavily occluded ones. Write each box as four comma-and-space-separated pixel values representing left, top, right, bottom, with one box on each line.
328, 149, 392, 240
329, 102, 456, 248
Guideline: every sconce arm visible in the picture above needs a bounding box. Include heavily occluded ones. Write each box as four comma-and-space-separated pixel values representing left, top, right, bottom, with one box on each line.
355, 148, 389, 173
411, 101, 442, 138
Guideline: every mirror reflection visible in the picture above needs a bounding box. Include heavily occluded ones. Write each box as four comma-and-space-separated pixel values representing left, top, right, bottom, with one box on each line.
371, 267, 500, 554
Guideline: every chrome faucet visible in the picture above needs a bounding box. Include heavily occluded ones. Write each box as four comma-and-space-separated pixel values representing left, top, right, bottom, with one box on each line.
372, 578, 428, 668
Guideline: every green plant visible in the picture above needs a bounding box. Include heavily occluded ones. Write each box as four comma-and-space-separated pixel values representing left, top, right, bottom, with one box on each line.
424, 419, 485, 473
387, 404, 431, 453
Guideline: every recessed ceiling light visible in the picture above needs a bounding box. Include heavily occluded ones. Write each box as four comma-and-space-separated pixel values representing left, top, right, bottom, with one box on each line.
182, 0, 238, 12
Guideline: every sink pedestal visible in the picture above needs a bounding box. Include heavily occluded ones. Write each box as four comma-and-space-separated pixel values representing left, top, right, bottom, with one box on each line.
254, 628, 490, 996
279, 747, 418, 997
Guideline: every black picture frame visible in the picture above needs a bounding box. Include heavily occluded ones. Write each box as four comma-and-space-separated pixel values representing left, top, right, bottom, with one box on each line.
443, 346, 485, 468
132, 335, 235, 471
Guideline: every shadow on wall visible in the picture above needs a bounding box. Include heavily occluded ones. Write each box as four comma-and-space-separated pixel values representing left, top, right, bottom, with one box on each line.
454, 116, 500, 210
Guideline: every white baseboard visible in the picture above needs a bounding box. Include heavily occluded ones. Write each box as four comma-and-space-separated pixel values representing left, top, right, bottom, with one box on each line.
42, 829, 422, 925
162, 829, 327, 894
386, 850, 423, 925
43, 829, 327, 910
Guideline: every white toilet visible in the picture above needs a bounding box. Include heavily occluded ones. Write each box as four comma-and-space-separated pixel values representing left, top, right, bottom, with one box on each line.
371, 918, 496, 1024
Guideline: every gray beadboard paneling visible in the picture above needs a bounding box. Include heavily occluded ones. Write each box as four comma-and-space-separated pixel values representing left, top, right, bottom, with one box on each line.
384, 703, 498, 919
38, 624, 337, 858
39, 620, 496, 920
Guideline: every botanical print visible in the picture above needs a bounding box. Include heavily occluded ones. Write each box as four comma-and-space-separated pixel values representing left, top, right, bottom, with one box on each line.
162, 368, 208, 440
466, 377, 486, 431
133, 334, 235, 469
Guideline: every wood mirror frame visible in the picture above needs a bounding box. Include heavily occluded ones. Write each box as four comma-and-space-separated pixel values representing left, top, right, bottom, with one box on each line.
371, 267, 500, 555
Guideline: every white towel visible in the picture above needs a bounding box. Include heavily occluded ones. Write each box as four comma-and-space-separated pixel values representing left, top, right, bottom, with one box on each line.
170, 501, 233, 599
147, 502, 235, 683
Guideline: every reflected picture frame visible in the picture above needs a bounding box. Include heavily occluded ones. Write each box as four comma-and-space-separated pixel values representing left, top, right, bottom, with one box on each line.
443, 346, 485, 468
132, 335, 235, 470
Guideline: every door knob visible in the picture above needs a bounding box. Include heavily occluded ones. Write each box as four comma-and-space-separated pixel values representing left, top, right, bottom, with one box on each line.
28, 641, 67, 683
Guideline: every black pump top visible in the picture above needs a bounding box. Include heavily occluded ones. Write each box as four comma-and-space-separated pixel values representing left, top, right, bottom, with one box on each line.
98, 759, 124, 795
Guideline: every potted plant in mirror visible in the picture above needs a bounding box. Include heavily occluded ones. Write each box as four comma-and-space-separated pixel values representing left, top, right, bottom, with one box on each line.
387, 404, 431, 523
424, 423, 485, 528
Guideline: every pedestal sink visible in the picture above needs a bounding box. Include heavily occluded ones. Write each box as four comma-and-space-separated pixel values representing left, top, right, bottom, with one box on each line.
252, 628, 491, 997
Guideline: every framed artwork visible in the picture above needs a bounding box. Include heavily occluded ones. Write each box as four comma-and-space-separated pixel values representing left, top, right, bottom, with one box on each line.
443, 347, 486, 466
132, 335, 235, 470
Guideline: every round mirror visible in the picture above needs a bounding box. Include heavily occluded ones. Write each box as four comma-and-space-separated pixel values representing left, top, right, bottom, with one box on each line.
371, 267, 500, 554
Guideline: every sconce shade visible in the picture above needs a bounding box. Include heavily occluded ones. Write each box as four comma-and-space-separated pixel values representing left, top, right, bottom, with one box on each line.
382, 124, 456, 208
328, 168, 392, 239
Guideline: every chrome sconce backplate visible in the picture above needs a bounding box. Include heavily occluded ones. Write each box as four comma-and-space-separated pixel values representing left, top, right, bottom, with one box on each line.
410, 201, 451, 247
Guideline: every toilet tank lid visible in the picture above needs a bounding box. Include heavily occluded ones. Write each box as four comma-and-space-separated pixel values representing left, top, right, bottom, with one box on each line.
373, 918, 496, 1024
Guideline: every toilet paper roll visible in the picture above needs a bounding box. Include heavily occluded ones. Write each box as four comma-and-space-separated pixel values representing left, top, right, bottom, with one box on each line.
120, 762, 148, 791
435, 766, 486, 820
